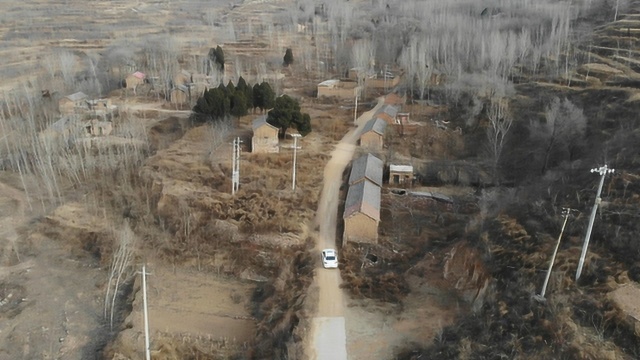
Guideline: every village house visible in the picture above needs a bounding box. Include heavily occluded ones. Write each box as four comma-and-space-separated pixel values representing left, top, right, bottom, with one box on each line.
359, 118, 387, 151
349, 153, 384, 187
252, 116, 279, 153
125, 71, 146, 93
317, 79, 361, 99
58, 92, 88, 115
343, 179, 381, 244
389, 164, 414, 186
374, 104, 399, 125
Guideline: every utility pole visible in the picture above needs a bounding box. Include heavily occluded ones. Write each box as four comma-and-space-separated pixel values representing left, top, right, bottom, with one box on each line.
576, 164, 615, 281
383, 64, 388, 93
537, 208, 575, 300
353, 94, 358, 125
142, 265, 151, 360
231, 137, 242, 195
290, 133, 302, 191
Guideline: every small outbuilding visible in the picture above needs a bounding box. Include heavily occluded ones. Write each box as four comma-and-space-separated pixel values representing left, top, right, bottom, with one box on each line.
359, 118, 387, 151
252, 116, 279, 153
389, 164, 414, 186
349, 153, 383, 186
125, 71, 146, 93
59, 92, 88, 115
343, 179, 381, 244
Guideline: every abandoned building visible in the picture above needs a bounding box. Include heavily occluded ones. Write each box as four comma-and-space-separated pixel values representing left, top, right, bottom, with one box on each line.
84, 119, 113, 137
343, 179, 381, 244
252, 116, 279, 153
389, 164, 414, 186
317, 79, 361, 99
41, 116, 113, 142
359, 118, 387, 151
58, 92, 88, 115
349, 153, 384, 186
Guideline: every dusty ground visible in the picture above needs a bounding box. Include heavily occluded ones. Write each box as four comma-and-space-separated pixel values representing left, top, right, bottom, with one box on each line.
111, 264, 257, 358
0, 173, 109, 360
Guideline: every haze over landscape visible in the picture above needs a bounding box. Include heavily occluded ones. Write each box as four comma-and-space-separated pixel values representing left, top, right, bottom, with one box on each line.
1, 0, 640, 359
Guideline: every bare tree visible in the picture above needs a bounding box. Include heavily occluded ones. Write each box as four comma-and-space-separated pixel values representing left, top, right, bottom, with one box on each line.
531, 97, 586, 173
58, 50, 77, 87
486, 97, 513, 183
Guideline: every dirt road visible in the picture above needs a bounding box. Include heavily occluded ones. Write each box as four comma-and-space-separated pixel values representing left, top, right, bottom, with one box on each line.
308, 98, 384, 360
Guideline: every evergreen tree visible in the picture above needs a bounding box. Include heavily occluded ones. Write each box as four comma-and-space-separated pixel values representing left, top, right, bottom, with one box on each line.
226, 80, 236, 94
283, 48, 294, 67
260, 82, 275, 110
208, 45, 225, 72
230, 91, 248, 118
252, 83, 263, 112
267, 95, 312, 137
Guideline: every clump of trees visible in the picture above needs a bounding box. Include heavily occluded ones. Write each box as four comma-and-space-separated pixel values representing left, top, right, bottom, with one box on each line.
529, 97, 586, 174
208, 45, 225, 73
266, 95, 312, 137
192, 78, 276, 122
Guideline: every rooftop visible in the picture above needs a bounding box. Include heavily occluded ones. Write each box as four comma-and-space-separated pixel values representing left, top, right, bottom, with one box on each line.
344, 179, 381, 221
318, 79, 340, 87
131, 71, 146, 79
252, 115, 278, 131
390, 164, 413, 173
349, 153, 383, 186
361, 117, 387, 136
376, 104, 398, 118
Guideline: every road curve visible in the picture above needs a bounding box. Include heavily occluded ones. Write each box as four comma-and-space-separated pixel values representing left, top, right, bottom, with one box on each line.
308, 98, 384, 360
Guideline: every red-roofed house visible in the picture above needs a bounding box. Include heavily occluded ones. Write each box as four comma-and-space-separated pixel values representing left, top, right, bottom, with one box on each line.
125, 71, 146, 93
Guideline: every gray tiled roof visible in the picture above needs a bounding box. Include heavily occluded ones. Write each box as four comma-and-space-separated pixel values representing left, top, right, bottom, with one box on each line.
252, 115, 277, 131
349, 153, 383, 186
376, 104, 398, 119
361, 117, 387, 136
343, 179, 380, 221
